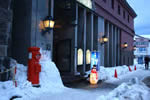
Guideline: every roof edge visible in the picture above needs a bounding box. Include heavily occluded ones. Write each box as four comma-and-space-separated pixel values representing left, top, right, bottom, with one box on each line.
119, 0, 137, 18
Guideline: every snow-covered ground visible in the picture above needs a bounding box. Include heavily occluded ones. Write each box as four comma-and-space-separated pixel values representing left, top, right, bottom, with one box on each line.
0, 50, 150, 100
0, 50, 66, 100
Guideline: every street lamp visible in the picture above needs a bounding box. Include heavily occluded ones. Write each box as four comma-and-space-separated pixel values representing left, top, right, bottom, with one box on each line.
100, 35, 108, 45
43, 16, 55, 32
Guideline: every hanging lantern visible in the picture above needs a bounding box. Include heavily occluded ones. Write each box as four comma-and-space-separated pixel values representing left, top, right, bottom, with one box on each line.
102, 35, 108, 43
123, 42, 128, 48
90, 66, 98, 85
99, 35, 108, 45
133, 45, 136, 50
43, 16, 55, 31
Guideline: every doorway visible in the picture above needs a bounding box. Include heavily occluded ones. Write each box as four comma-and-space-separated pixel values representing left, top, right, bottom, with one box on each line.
55, 39, 71, 72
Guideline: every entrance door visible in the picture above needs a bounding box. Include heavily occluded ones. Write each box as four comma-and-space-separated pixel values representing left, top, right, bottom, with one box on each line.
56, 39, 71, 72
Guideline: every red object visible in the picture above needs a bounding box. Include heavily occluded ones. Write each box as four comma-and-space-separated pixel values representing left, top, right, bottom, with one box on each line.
128, 66, 132, 72
15, 81, 17, 87
28, 47, 41, 85
90, 68, 98, 85
91, 69, 98, 80
114, 69, 118, 78
15, 67, 17, 74
134, 65, 136, 70
14, 66, 17, 87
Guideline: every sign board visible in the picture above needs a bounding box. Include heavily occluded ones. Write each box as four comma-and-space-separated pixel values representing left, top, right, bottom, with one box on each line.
77, 0, 92, 9
91, 51, 100, 71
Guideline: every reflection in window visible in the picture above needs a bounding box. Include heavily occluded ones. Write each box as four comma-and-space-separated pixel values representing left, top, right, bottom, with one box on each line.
78, 49, 83, 65
86, 50, 91, 64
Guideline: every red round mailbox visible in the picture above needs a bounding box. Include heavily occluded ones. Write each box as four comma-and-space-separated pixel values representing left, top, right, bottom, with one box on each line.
28, 47, 41, 87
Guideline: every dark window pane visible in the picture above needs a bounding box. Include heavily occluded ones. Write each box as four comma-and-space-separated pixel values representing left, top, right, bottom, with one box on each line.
111, 0, 114, 9
118, 5, 120, 15
123, 10, 125, 19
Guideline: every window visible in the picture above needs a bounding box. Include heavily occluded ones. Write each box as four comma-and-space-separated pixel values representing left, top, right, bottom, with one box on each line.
103, 0, 106, 3
128, 15, 130, 22
138, 48, 146, 52
111, 0, 114, 9
86, 50, 91, 64
77, 49, 83, 65
118, 5, 120, 15
123, 10, 126, 19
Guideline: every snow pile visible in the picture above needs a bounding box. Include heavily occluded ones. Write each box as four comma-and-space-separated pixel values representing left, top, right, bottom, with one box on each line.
0, 50, 64, 100
97, 78, 150, 100
98, 65, 145, 81
40, 57, 64, 89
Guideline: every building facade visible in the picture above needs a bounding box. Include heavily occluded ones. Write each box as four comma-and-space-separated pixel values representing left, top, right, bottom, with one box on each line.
134, 37, 150, 64
0, 0, 136, 78
0, 0, 13, 60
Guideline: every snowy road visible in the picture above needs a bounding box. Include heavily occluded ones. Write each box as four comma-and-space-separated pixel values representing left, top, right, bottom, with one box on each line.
33, 68, 150, 100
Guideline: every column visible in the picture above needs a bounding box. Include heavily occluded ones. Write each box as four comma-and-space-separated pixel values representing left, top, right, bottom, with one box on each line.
104, 21, 107, 67
83, 8, 86, 74
50, 0, 54, 59
107, 22, 110, 67
111, 24, 114, 66
74, 3, 78, 75
116, 28, 118, 66
91, 13, 94, 51
98, 17, 104, 66
114, 26, 117, 66
109, 24, 112, 66
117, 29, 121, 66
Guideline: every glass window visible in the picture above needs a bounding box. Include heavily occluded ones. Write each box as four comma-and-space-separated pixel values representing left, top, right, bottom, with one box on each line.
111, 0, 114, 9
86, 50, 91, 64
78, 49, 83, 65
123, 10, 126, 19
118, 5, 120, 15
128, 15, 130, 22
139, 48, 146, 52
103, 0, 106, 3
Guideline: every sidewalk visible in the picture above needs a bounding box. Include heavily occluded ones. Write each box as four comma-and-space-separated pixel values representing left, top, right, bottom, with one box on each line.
33, 65, 150, 100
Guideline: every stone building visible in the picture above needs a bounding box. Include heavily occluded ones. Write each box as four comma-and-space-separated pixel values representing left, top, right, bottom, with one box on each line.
0, 0, 137, 79
0, 0, 13, 59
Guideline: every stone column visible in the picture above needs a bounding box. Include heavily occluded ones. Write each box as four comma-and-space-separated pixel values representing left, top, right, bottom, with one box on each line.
98, 17, 104, 66
107, 21, 110, 67
111, 24, 114, 66
74, 3, 78, 75
82, 8, 86, 75
91, 13, 94, 51
114, 26, 117, 66
50, 0, 54, 59
117, 28, 121, 66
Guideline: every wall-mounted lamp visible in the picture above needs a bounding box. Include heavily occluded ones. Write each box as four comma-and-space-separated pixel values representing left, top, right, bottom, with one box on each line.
99, 35, 108, 45
133, 45, 136, 50
123, 42, 128, 49
43, 16, 55, 32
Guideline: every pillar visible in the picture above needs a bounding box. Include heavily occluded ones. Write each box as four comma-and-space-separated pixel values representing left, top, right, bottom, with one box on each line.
82, 8, 86, 75
50, 0, 54, 59
74, 3, 78, 75
107, 21, 110, 67
91, 13, 94, 51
